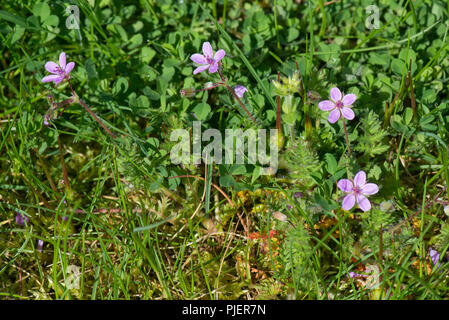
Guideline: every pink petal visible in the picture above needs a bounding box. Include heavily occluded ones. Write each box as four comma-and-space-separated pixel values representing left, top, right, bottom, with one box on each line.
342, 194, 356, 211
65, 62, 75, 74
341, 107, 355, 120
361, 183, 379, 195
41, 74, 62, 83
214, 49, 226, 62
353, 171, 366, 187
337, 179, 353, 193
330, 87, 342, 102
45, 61, 60, 74
318, 100, 335, 111
234, 85, 248, 98
342, 93, 356, 106
208, 61, 218, 73
59, 52, 66, 70
193, 65, 209, 75
357, 195, 371, 212
54, 76, 64, 84
202, 42, 213, 59
190, 54, 207, 64
328, 108, 340, 124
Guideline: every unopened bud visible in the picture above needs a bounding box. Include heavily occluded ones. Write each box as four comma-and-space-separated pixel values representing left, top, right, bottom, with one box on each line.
180, 88, 196, 97
37, 239, 44, 252
43, 114, 51, 126
273, 211, 288, 222
307, 90, 321, 102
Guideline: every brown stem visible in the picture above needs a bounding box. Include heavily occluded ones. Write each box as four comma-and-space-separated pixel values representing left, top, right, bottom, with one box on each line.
195, 82, 226, 93
342, 117, 352, 155
67, 80, 116, 139
217, 64, 226, 82
36, 152, 59, 194
225, 84, 257, 125
78, 98, 116, 139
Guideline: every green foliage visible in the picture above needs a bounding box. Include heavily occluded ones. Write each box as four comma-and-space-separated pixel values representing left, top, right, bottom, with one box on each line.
354, 111, 389, 157
1, 0, 449, 301
279, 137, 322, 190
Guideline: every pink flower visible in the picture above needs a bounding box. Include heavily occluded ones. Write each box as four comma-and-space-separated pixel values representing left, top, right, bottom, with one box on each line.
190, 42, 226, 75
234, 85, 248, 98
337, 171, 378, 212
318, 87, 356, 124
429, 249, 441, 270
348, 271, 368, 279
41, 52, 75, 84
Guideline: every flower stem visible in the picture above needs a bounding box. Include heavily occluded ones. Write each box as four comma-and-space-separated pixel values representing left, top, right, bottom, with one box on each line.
217, 63, 257, 125
225, 84, 257, 125
78, 98, 116, 139
196, 82, 225, 92
342, 117, 352, 155
67, 80, 116, 139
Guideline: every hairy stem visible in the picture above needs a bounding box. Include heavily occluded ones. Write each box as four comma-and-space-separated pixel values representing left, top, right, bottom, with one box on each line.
225, 84, 258, 125
342, 117, 352, 155
68, 80, 116, 139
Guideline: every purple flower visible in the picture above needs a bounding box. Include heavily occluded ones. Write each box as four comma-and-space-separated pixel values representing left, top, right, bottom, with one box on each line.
348, 271, 368, 279
429, 249, 441, 270
294, 192, 303, 199
318, 87, 356, 124
190, 42, 226, 75
337, 171, 379, 212
41, 52, 75, 85
15, 212, 29, 226
234, 85, 248, 98
37, 239, 44, 252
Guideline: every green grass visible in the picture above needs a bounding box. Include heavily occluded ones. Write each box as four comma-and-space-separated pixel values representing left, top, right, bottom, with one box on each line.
1, 0, 449, 300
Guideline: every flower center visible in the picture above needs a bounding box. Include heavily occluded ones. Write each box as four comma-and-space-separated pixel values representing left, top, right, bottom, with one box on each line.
353, 186, 361, 195
335, 101, 343, 109
206, 57, 214, 64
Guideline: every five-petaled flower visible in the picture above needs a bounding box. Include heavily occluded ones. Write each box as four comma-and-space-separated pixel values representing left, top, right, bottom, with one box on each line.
318, 87, 356, 124
190, 42, 225, 75
41, 52, 75, 85
234, 85, 248, 98
337, 171, 378, 212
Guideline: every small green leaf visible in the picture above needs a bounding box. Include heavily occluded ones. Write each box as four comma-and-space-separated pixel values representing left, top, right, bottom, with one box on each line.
32, 2, 50, 21
391, 58, 406, 75
192, 102, 211, 121
404, 107, 413, 125
324, 153, 338, 175
219, 174, 236, 187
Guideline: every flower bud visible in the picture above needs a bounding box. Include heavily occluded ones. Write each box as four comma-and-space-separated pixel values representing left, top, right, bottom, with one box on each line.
273, 211, 288, 222
307, 90, 321, 102
180, 88, 196, 97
